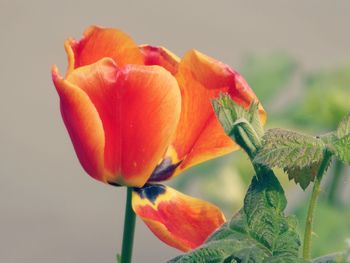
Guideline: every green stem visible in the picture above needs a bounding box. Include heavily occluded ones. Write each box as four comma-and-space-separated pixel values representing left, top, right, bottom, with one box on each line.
121, 187, 136, 263
303, 152, 332, 260
328, 159, 344, 204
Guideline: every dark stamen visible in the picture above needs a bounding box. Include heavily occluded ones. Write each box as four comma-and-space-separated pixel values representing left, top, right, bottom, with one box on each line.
148, 157, 181, 182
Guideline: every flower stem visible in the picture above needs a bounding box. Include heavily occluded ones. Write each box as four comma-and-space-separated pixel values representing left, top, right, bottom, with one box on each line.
328, 159, 344, 204
303, 152, 332, 260
121, 187, 136, 263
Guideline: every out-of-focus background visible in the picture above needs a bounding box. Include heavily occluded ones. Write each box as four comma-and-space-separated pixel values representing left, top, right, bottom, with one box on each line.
1, 0, 350, 262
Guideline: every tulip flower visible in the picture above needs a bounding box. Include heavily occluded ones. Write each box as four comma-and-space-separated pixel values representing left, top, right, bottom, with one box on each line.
52, 26, 266, 254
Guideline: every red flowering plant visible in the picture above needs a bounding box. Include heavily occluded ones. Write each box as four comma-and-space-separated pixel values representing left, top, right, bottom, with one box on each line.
52, 26, 350, 263
52, 26, 265, 262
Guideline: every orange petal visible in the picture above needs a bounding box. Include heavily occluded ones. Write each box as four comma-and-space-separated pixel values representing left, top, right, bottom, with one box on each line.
170, 50, 266, 177
139, 45, 180, 75
132, 184, 226, 251
65, 26, 143, 75
52, 65, 106, 182
64, 58, 181, 187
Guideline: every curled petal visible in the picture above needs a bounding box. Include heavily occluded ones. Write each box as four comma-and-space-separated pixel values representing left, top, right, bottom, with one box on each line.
140, 45, 180, 75
65, 25, 143, 75
168, 50, 266, 177
132, 184, 226, 251
52, 66, 106, 182
64, 58, 181, 187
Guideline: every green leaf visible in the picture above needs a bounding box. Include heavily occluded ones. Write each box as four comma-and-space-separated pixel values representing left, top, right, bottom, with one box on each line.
212, 94, 263, 138
253, 128, 332, 189
213, 94, 264, 159
322, 113, 350, 165
321, 132, 339, 146
254, 128, 325, 169
284, 162, 321, 190
168, 169, 306, 263
337, 112, 350, 138
212, 94, 247, 136
333, 135, 350, 165
248, 102, 265, 138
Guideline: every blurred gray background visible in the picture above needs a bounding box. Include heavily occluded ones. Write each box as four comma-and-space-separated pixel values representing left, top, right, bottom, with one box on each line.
1, 0, 350, 262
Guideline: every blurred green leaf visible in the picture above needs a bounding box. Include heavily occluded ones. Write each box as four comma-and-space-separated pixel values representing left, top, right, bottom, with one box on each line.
241, 52, 297, 105
333, 135, 350, 165
288, 63, 350, 130
336, 113, 350, 139
198, 164, 247, 214
323, 113, 350, 165
295, 201, 350, 259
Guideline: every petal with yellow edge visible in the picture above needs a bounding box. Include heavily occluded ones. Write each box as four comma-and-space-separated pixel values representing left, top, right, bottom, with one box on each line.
52, 66, 106, 182
139, 45, 180, 75
168, 50, 266, 177
64, 26, 143, 75
132, 184, 226, 251
61, 58, 181, 187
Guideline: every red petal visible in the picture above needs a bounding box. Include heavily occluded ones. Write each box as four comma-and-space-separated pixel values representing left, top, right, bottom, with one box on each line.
52, 66, 106, 182
65, 26, 143, 75
169, 50, 266, 177
140, 45, 180, 75
64, 58, 181, 186
132, 184, 226, 251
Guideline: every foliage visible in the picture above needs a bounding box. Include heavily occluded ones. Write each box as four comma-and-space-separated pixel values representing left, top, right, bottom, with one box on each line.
333, 113, 350, 165
169, 94, 350, 263
287, 63, 350, 130
169, 94, 305, 263
295, 201, 350, 260
254, 113, 350, 190
169, 170, 305, 263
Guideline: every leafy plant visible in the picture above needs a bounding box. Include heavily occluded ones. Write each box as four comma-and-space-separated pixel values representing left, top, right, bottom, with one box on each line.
254, 113, 350, 189
169, 95, 305, 262
169, 94, 350, 263
169, 169, 305, 263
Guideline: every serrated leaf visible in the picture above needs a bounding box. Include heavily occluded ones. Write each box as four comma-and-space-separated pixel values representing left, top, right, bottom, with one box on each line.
333, 134, 350, 165
254, 128, 325, 169
337, 112, 350, 139
168, 169, 306, 263
321, 132, 339, 146
322, 113, 350, 165
284, 162, 321, 190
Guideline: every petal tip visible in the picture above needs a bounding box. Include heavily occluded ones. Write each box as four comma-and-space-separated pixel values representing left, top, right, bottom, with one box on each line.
51, 65, 62, 86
